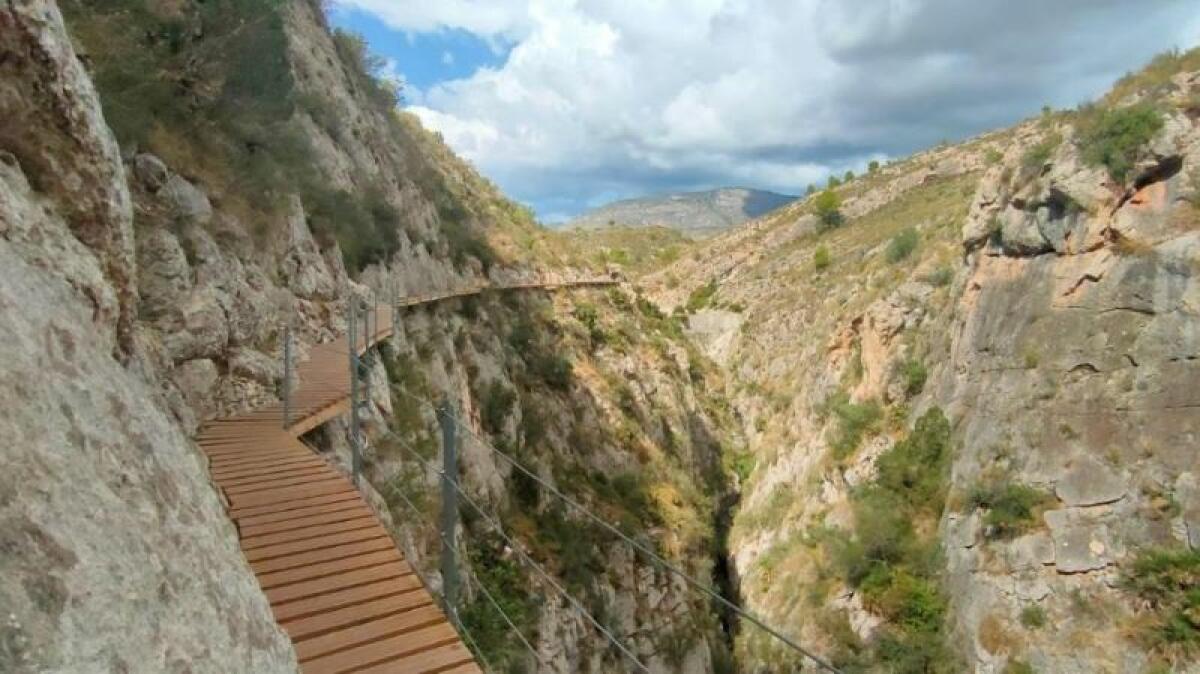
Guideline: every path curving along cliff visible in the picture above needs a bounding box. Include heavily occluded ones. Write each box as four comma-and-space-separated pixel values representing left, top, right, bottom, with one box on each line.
197, 279, 616, 673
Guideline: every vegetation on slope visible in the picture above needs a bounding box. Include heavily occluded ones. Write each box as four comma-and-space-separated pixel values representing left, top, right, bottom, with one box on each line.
373, 287, 740, 671
63, 0, 504, 274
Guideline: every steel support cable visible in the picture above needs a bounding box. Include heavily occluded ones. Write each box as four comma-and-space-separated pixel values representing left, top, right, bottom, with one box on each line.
381, 479, 500, 674
376, 430, 650, 673
389, 387, 842, 674
381, 474, 545, 669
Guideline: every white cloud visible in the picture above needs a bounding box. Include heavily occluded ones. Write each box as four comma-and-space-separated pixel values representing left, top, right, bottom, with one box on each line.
339, 0, 1200, 218
441, 50, 455, 65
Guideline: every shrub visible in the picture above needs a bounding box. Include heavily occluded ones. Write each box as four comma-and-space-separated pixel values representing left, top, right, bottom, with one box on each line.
921, 266, 953, 287
814, 245, 832, 271
827, 175, 842, 189
1122, 547, 1200, 661
844, 170, 856, 182
480, 380, 515, 434
968, 481, 1051, 539
1076, 102, 1164, 183
530, 353, 573, 391
458, 540, 537, 669
874, 408, 953, 515
984, 148, 1005, 165
1019, 605, 1047, 629
686, 279, 719, 313
886, 228, 920, 263
826, 407, 958, 673
1003, 660, 1036, 674
805, 183, 818, 196
1020, 132, 1062, 177
825, 392, 883, 460
815, 189, 845, 232
899, 358, 927, 396
868, 160, 881, 173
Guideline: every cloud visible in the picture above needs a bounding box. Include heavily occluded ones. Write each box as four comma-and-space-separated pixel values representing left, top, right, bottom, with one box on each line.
441, 50, 455, 65
337, 0, 1200, 219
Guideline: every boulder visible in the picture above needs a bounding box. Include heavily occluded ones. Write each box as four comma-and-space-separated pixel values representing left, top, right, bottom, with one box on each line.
137, 228, 191, 322
162, 289, 229, 363
160, 174, 213, 226
171, 358, 219, 420
1056, 456, 1126, 507
132, 153, 169, 192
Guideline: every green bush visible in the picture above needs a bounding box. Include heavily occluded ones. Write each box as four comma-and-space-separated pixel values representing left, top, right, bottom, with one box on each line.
873, 408, 952, 515
899, 358, 928, 396
480, 380, 516, 435
1076, 103, 1164, 182
984, 148, 1004, 165
921, 266, 954, 287
1020, 132, 1062, 177
826, 408, 957, 673
1020, 605, 1047, 629
825, 392, 883, 460
886, 228, 920, 263
1122, 547, 1200, 660
968, 481, 1051, 539
814, 245, 832, 271
530, 353, 573, 391
815, 189, 845, 232
686, 279, 719, 313
458, 539, 537, 670
868, 160, 881, 173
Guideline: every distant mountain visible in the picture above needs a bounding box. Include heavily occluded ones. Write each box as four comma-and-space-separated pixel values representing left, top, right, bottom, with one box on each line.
567, 187, 797, 238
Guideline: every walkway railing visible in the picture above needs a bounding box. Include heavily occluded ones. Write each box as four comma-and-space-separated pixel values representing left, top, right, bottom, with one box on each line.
314, 276, 841, 673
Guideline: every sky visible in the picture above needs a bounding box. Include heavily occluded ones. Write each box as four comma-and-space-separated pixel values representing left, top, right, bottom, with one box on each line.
329, 1, 1200, 223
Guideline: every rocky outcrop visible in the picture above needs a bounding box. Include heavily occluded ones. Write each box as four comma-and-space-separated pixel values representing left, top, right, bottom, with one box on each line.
0, 0, 137, 357
0, 3, 295, 671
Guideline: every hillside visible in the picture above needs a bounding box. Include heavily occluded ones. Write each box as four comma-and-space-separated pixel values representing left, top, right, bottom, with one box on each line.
647, 49, 1200, 673
2, 1, 738, 672
567, 187, 796, 239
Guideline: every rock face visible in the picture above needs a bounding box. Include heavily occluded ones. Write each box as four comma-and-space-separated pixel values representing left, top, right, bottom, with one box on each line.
0, 2, 296, 671
647, 66, 1200, 672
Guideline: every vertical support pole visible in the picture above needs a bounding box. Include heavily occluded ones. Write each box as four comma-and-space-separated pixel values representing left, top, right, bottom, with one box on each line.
348, 300, 362, 489
281, 325, 292, 430
438, 402, 460, 620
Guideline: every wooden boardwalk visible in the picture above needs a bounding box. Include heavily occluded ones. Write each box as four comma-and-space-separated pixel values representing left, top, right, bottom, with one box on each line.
197, 279, 614, 673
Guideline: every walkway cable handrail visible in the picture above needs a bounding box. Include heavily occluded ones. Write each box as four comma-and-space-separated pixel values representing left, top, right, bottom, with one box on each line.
388, 386, 842, 674
377, 429, 650, 672
380, 470, 546, 670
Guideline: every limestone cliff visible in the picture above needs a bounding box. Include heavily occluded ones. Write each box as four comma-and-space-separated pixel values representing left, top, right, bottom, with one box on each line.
648, 55, 1200, 673
4, 1, 739, 672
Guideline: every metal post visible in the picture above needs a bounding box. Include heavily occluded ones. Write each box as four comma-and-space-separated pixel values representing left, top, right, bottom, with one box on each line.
348, 301, 362, 489
438, 402, 460, 619
281, 325, 292, 430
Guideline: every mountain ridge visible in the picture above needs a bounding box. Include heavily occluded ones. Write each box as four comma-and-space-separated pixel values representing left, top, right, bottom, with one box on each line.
567, 186, 796, 238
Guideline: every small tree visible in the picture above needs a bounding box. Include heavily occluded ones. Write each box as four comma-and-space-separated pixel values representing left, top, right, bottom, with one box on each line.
868, 160, 880, 173
814, 245, 831, 271
805, 183, 817, 196
1076, 102, 1164, 183
844, 170, 855, 182
814, 189, 843, 232
827, 175, 842, 189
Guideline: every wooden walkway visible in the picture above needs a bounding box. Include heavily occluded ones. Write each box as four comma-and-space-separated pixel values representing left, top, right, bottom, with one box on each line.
197, 279, 615, 673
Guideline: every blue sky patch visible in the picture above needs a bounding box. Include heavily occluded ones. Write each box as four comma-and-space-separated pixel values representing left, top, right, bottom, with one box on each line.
329, 7, 510, 100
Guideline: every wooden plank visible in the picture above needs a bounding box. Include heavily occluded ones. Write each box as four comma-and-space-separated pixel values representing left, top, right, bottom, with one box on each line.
294, 603, 446, 662
352, 641, 477, 674
265, 562, 411, 605
249, 536, 395, 575
257, 549, 403, 591
283, 590, 435, 642
273, 576, 424, 623
301, 622, 459, 674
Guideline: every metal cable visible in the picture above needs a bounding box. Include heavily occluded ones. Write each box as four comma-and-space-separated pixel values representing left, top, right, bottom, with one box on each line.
379, 472, 545, 668
378, 431, 650, 673
389, 387, 841, 674
380, 478, 498, 674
